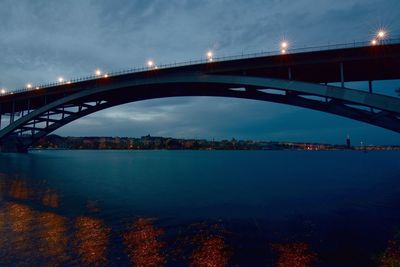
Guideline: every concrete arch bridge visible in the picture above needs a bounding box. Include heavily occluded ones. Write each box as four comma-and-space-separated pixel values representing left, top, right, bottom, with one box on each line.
1, 41, 400, 152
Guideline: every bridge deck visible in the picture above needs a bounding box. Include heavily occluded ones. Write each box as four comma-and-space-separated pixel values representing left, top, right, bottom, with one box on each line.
0, 43, 400, 114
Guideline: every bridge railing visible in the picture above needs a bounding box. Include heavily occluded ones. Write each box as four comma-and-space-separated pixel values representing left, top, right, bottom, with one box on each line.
2, 37, 400, 96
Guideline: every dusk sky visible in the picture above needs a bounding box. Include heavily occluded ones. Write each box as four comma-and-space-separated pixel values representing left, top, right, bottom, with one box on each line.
1, 0, 399, 144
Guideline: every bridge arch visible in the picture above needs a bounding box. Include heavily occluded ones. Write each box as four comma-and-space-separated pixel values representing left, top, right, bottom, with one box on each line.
1, 74, 400, 152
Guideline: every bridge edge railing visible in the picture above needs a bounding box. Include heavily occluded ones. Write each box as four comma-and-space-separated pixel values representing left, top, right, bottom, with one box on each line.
2, 37, 400, 96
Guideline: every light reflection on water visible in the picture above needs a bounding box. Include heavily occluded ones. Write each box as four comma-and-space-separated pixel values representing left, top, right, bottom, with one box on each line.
74, 216, 111, 266
123, 218, 166, 266
0, 176, 236, 266
0, 150, 399, 266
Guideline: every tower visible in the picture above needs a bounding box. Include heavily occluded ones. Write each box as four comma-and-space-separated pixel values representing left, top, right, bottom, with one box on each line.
346, 134, 351, 149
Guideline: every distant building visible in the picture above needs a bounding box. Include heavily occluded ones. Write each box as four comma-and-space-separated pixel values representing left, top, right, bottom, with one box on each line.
346, 134, 351, 149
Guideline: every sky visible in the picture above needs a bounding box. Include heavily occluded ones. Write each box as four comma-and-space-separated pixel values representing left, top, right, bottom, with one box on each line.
0, 0, 400, 144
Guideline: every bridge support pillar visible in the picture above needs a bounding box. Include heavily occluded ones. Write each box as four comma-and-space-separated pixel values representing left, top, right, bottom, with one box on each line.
0, 136, 29, 153
340, 62, 345, 87
368, 80, 373, 113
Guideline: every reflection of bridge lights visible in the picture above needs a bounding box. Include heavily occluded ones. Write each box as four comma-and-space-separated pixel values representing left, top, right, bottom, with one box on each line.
35, 86, 40, 89
281, 49, 286, 54
371, 39, 377, 45
58, 77, 64, 83
95, 69, 101, 76
27, 83, 32, 89
103, 74, 108, 78
74, 216, 110, 265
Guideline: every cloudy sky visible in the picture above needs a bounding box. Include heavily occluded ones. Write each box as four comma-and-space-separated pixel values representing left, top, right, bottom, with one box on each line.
0, 0, 399, 144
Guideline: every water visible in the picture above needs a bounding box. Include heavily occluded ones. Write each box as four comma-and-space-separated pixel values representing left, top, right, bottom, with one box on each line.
0, 150, 399, 266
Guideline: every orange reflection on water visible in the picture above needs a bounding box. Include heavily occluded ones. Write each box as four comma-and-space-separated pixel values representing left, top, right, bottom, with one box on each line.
0, 174, 6, 200
6, 202, 35, 232
3, 202, 36, 261
9, 179, 29, 199
271, 242, 317, 267
74, 216, 111, 266
0, 209, 6, 249
37, 212, 69, 264
86, 200, 100, 212
42, 189, 59, 208
190, 237, 229, 267
380, 240, 400, 267
123, 217, 166, 266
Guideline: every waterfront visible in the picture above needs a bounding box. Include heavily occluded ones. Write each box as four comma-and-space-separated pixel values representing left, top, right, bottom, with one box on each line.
0, 150, 399, 266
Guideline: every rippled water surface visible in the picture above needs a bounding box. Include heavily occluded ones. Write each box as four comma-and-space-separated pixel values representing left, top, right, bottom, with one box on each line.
0, 150, 399, 266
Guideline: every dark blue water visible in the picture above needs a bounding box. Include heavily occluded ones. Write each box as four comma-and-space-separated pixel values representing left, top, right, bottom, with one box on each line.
0, 150, 399, 266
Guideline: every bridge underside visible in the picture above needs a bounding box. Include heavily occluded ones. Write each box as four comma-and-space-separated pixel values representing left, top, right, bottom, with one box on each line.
1, 74, 400, 152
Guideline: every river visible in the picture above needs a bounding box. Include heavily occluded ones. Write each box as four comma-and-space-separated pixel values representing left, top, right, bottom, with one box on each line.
0, 150, 399, 266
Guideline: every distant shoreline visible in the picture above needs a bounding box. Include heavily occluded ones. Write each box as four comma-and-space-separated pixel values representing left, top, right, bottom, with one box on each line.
32, 135, 400, 151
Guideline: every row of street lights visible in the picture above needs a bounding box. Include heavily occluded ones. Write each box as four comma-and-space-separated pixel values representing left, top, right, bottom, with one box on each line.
148, 33, 388, 68
0, 30, 391, 95
148, 50, 214, 68
371, 30, 386, 45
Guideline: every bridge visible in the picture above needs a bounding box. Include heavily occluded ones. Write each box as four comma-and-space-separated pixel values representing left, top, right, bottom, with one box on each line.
1, 40, 400, 152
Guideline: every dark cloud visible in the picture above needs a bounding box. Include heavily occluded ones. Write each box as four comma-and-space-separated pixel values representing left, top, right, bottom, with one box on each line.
0, 0, 399, 144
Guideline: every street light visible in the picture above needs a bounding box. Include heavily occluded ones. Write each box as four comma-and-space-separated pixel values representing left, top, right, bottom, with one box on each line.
377, 30, 386, 39
58, 77, 64, 83
95, 69, 102, 76
27, 83, 32, 89
207, 51, 213, 62
372, 29, 387, 46
147, 60, 154, 68
280, 41, 288, 54
0, 88, 6, 94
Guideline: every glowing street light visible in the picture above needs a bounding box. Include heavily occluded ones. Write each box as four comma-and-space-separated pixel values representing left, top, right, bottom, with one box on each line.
280, 41, 289, 54
207, 51, 213, 62
1, 88, 6, 94
147, 60, 154, 68
371, 29, 387, 46
377, 30, 386, 39
95, 69, 102, 76
27, 83, 32, 89
103, 74, 108, 78
58, 77, 64, 83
